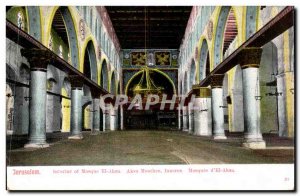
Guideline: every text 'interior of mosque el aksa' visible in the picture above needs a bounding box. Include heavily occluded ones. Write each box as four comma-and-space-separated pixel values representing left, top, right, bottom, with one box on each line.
6, 6, 294, 165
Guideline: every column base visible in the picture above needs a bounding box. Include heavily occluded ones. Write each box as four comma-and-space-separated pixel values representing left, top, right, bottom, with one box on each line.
91, 129, 100, 135
188, 130, 194, 135
24, 142, 50, 148
195, 132, 212, 137
68, 134, 83, 140
213, 135, 227, 140
243, 140, 266, 149
182, 129, 189, 132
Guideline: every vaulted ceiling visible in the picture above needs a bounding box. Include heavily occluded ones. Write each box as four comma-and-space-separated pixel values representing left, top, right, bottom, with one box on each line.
105, 6, 192, 49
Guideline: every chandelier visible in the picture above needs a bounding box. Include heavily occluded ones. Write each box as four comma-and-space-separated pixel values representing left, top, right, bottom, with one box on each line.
132, 67, 164, 100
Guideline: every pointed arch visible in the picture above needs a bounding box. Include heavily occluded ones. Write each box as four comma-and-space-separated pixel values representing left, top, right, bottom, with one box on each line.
110, 71, 116, 94
46, 6, 79, 68
198, 38, 210, 81
212, 6, 241, 68
189, 59, 196, 90
100, 59, 108, 90
82, 39, 98, 82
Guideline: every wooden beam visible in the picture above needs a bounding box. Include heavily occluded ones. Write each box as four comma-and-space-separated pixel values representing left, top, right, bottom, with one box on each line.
186, 6, 294, 98
6, 20, 110, 96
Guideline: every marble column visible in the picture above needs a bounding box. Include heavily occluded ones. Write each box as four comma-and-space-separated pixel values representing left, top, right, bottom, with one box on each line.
182, 106, 188, 132
276, 73, 288, 137
193, 87, 212, 136
91, 92, 101, 134
276, 72, 294, 137
68, 75, 84, 139
188, 102, 194, 134
110, 105, 117, 131
120, 106, 124, 130
21, 49, 53, 148
211, 74, 227, 140
103, 103, 111, 131
239, 47, 266, 149
178, 105, 182, 130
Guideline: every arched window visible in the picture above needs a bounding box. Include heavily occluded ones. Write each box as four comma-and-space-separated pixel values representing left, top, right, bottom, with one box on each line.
17, 11, 24, 30
59, 45, 63, 58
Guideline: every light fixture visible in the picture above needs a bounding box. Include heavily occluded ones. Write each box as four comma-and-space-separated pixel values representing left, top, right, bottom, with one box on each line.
255, 96, 262, 100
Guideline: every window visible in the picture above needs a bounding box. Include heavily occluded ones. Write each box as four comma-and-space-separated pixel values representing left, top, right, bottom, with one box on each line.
17, 11, 24, 30
59, 45, 63, 58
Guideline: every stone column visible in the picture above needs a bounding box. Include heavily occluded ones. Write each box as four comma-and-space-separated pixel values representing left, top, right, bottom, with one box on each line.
178, 105, 182, 130
276, 72, 294, 137
194, 87, 212, 136
120, 106, 124, 130
211, 74, 227, 140
91, 92, 101, 134
188, 102, 194, 134
276, 73, 288, 137
182, 106, 188, 131
68, 75, 84, 139
103, 103, 111, 131
21, 49, 53, 148
239, 47, 266, 149
110, 105, 117, 131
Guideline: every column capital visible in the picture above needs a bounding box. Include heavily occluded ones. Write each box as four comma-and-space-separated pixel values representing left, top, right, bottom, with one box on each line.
91, 91, 101, 98
210, 74, 224, 88
21, 48, 54, 71
193, 87, 211, 98
239, 47, 263, 69
69, 75, 84, 89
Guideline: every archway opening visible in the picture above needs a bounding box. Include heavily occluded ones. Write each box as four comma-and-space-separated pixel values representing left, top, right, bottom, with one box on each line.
83, 41, 98, 82
222, 8, 238, 56
49, 7, 79, 67
124, 69, 176, 130
189, 60, 196, 89
110, 71, 116, 94
50, 8, 69, 61
198, 39, 210, 81
214, 6, 239, 67
101, 60, 108, 90
83, 47, 91, 80
6, 6, 28, 32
